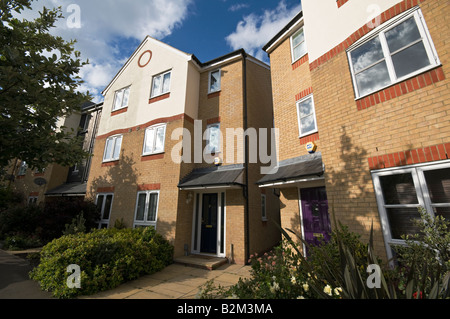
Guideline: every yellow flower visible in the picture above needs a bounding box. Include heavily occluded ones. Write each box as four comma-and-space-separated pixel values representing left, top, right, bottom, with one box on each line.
297, 296, 305, 299
334, 287, 342, 296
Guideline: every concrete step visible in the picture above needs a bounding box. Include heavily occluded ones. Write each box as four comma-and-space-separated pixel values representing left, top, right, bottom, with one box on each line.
174, 255, 228, 271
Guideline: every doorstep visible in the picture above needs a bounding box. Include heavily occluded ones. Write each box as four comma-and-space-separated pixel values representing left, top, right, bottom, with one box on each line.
174, 255, 228, 271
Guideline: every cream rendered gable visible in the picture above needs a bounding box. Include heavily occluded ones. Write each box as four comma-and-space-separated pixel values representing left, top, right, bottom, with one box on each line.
98, 36, 200, 136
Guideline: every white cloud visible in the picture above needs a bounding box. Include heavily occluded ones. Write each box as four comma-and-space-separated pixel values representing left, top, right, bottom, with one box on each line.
226, 1, 301, 62
17, 0, 192, 101
229, 3, 250, 12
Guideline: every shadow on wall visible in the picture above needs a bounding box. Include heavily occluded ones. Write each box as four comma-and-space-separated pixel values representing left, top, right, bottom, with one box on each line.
87, 153, 176, 240
289, 127, 386, 257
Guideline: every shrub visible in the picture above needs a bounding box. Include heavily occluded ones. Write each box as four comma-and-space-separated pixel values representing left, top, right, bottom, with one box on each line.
0, 204, 42, 239
390, 208, 450, 299
199, 209, 449, 299
30, 227, 174, 298
37, 198, 99, 241
0, 198, 100, 244
4, 233, 43, 251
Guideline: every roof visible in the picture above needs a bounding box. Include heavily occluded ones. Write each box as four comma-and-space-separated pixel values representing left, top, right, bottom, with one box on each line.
262, 10, 304, 53
45, 182, 87, 196
256, 153, 324, 185
178, 164, 245, 190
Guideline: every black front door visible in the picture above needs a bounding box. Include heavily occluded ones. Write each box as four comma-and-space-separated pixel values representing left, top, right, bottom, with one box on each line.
201, 193, 218, 254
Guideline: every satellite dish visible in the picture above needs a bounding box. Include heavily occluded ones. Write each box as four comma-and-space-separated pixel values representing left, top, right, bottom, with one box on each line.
34, 178, 47, 186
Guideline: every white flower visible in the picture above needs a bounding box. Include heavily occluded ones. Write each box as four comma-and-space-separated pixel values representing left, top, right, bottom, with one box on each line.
270, 282, 280, 293
290, 276, 296, 284
297, 296, 305, 299
334, 287, 342, 296
303, 283, 309, 292
323, 285, 332, 296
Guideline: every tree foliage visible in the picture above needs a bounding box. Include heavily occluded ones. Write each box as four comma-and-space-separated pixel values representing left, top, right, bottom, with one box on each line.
0, 0, 91, 170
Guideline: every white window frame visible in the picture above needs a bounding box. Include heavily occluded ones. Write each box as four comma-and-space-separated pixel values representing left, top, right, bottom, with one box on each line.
133, 190, 160, 228
103, 135, 123, 162
112, 86, 130, 112
347, 8, 440, 99
96, 193, 114, 229
208, 69, 221, 94
142, 124, 166, 156
372, 160, 450, 261
28, 196, 38, 205
206, 123, 221, 153
296, 94, 318, 138
191, 191, 227, 258
150, 70, 171, 98
261, 194, 267, 221
18, 161, 27, 176
290, 27, 307, 63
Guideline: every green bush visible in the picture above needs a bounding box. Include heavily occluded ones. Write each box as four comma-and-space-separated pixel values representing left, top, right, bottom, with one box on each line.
390, 208, 450, 298
4, 233, 43, 250
30, 227, 173, 299
0, 198, 100, 244
199, 209, 449, 299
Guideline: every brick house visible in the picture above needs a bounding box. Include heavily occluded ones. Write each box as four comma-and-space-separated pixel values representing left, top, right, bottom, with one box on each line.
86, 36, 280, 264
261, 0, 449, 261
6, 102, 102, 205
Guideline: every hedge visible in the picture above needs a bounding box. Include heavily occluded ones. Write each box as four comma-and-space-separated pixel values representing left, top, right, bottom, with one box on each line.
30, 227, 173, 298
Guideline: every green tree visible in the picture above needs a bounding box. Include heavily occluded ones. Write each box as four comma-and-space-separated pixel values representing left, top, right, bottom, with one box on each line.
0, 0, 91, 171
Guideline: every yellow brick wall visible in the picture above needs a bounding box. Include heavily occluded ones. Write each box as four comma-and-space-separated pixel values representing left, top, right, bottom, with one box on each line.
268, 0, 450, 260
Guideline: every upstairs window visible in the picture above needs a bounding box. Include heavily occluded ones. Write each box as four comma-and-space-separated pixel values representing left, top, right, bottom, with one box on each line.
113, 86, 130, 111
296, 95, 318, 137
18, 161, 27, 176
291, 28, 307, 62
209, 69, 221, 93
103, 135, 122, 162
348, 9, 440, 98
151, 71, 171, 98
142, 124, 166, 155
206, 123, 221, 153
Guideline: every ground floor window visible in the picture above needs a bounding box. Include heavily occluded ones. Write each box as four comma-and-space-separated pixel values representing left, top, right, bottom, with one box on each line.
28, 196, 38, 205
372, 161, 450, 257
133, 191, 159, 228
96, 193, 114, 228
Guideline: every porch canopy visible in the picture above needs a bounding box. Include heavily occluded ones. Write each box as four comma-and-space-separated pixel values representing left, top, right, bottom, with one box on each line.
178, 164, 245, 190
257, 153, 324, 188
45, 182, 87, 197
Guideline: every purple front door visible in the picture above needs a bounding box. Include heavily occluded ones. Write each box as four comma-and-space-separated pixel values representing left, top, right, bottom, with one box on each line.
300, 187, 331, 251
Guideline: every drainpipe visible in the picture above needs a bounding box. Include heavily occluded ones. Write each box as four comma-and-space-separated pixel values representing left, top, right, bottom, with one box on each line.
241, 50, 250, 264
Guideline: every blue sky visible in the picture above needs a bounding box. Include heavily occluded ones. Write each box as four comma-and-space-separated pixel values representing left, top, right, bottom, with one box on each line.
20, 0, 302, 102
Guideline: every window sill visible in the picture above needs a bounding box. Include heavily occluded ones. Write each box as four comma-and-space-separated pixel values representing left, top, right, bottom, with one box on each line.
356, 66, 445, 111
141, 152, 165, 161
299, 132, 319, 145
207, 91, 221, 99
149, 92, 170, 104
291, 53, 309, 70
101, 160, 119, 167
111, 107, 128, 116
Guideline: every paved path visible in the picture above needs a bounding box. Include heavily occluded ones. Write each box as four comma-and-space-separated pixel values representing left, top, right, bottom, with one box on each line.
0, 248, 251, 299
82, 263, 251, 299
0, 249, 52, 299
